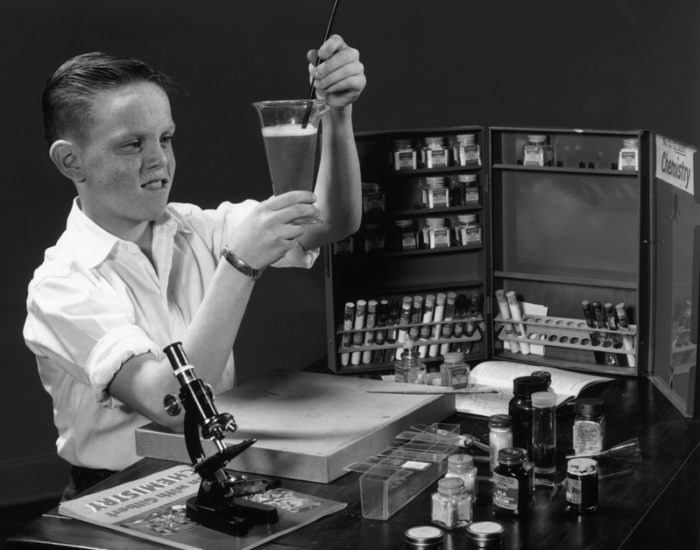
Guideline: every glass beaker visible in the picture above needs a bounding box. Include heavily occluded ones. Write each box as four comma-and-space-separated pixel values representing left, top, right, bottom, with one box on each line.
252, 99, 329, 224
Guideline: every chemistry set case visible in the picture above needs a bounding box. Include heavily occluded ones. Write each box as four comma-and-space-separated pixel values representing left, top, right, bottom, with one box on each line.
323, 126, 699, 417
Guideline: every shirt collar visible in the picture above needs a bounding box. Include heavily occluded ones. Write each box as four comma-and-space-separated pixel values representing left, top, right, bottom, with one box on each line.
65, 198, 190, 268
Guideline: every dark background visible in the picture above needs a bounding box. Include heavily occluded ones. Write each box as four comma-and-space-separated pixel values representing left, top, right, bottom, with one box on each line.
1, 0, 698, 505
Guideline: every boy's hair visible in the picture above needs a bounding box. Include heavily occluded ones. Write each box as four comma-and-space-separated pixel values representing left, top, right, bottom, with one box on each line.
42, 51, 176, 144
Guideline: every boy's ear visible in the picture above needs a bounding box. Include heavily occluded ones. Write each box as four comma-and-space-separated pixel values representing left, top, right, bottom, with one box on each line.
49, 140, 85, 183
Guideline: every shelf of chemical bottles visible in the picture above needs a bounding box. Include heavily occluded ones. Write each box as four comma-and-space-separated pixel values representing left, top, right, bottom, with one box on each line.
494, 313, 637, 357
353, 243, 483, 260
390, 165, 482, 177
492, 163, 638, 178
363, 204, 483, 222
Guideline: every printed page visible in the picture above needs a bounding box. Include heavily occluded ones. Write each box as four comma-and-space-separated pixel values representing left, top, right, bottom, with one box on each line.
457, 361, 611, 417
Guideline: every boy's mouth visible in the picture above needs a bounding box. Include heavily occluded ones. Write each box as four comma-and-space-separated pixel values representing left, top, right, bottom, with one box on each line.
142, 178, 168, 190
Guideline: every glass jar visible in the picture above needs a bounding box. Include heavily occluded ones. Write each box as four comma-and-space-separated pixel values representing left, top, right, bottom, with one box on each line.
522, 134, 554, 167
508, 376, 548, 453
466, 521, 504, 550
573, 397, 606, 455
493, 448, 530, 516
394, 344, 426, 384
565, 458, 599, 514
421, 176, 450, 209
445, 453, 477, 496
393, 139, 417, 171
459, 174, 480, 206
431, 477, 472, 529
440, 351, 470, 389
362, 182, 385, 215
422, 136, 450, 169
404, 525, 444, 549
618, 137, 639, 171
531, 391, 557, 485
450, 133, 481, 168
393, 219, 419, 251
422, 218, 451, 249
488, 414, 513, 471
455, 214, 482, 246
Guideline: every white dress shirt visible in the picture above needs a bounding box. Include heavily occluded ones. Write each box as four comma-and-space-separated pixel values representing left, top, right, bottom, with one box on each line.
24, 199, 317, 470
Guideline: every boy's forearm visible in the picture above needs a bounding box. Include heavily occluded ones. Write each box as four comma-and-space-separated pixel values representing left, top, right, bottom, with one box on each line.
301, 106, 362, 249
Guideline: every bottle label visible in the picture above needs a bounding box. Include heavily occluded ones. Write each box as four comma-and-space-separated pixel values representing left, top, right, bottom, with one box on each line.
458, 144, 482, 167
426, 148, 449, 168
523, 145, 545, 166
394, 150, 417, 170
492, 473, 519, 510
573, 421, 604, 455
619, 149, 638, 171
428, 188, 450, 208
566, 477, 583, 504
464, 188, 480, 204
429, 227, 451, 248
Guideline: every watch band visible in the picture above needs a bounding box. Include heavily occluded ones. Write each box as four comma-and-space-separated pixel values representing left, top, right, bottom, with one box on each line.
221, 246, 265, 281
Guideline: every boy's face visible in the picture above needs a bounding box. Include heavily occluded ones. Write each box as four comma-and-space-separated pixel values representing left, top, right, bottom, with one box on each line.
73, 81, 176, 238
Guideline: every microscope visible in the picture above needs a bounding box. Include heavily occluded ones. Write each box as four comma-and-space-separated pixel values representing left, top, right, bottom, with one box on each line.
163, 342, 279, 536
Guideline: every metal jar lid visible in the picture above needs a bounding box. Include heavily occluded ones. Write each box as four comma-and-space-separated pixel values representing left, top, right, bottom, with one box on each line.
405, 525, 444, 545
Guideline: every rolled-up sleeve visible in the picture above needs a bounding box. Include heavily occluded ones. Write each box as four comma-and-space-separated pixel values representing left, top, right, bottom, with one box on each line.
24, 273, 160, 408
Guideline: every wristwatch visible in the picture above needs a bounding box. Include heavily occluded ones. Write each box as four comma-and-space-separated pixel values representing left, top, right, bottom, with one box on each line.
221, 246, 265, 281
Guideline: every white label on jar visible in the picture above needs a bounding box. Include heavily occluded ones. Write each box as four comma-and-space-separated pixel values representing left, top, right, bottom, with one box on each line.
429, 227, 451, 248
464, 188, 480, 204
523, 145, 545, 166
428, 188, 450, 208
459, 144, 482, 167
566, 477, 582, 504
573, 421, 604, 455
619, 149, 639, 171
492, 473, 519, 510
426, 148, 449, 168
394, 150, 417, 170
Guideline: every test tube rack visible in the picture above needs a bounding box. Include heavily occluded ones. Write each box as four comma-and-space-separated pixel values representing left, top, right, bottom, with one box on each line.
494, 313, 638, 357
344, 423, 460, 520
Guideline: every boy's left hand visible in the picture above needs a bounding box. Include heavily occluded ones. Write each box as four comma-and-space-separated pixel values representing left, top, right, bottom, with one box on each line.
307, 34, 366, 110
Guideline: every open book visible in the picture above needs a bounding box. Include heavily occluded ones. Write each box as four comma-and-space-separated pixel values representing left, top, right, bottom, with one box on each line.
456, 361, 612, 417
58, 464, 346, 550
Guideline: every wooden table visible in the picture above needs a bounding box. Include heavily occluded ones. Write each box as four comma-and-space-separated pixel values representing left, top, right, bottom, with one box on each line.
7, 377, 700, 549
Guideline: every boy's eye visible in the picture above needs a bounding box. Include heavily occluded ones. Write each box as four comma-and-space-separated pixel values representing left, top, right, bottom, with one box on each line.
123, 140, 142, 150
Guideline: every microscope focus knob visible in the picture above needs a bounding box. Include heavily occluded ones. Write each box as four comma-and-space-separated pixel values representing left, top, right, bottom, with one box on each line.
164, 393, 182, 416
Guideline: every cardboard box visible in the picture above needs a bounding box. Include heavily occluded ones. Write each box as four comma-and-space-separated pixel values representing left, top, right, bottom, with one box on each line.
135, 370, 455, 483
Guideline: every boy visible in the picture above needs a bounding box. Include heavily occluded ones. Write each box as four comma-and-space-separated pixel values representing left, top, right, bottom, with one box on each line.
24, 35, 366, 498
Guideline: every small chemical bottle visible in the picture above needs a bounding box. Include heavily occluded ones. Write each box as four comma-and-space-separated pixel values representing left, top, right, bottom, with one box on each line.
455, 214, 482, 246
394, 219, 419, 251
488, 414, 513, 471
450, 133, 482, 168
422, 136, 450, 169
431, 477, 472, 529
440, 352, 470, 389
565, 458, 599, 514
422, 218, 451, 249
394, 339, 426, 384
573, 398, 606, 455
445, 453, 478, 496
465, 521, 504, 550
404, 525, 444, 550
508, 376, 548, 453
522, 134, 553, 167
461, 174, 480, 205
422, 176, 450, 208
531, 391, 557, 485
618, 138, 639, 171
393, 139, 417, 171
493, 448, 530, 516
